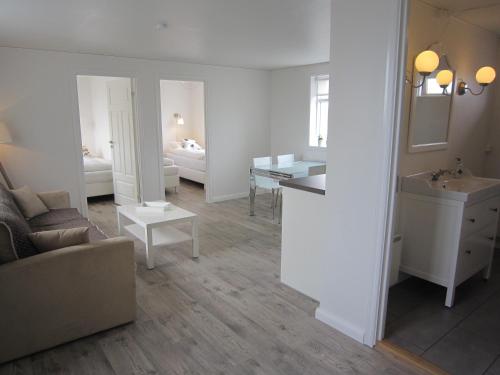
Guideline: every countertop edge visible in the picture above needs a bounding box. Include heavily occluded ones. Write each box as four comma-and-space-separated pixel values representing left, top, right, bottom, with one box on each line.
279, 174, 326, 195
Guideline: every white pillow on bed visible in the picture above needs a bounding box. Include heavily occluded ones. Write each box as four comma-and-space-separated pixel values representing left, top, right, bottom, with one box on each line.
181, 139, 202, 151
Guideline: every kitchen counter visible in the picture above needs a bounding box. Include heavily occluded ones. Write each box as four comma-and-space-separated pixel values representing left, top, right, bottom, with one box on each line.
279, 174, 326, 195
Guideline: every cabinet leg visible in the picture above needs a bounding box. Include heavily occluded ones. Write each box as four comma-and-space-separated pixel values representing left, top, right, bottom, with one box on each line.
445, 286, 455, 307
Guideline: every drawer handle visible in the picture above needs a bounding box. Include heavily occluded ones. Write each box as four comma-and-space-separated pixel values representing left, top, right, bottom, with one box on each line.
467, 218, 476, 223
487, 236, 495, 241
490, 208, 499, 213
465, 250, 472, 255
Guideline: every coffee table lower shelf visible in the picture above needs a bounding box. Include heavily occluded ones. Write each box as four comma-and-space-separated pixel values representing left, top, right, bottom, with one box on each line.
124, 224, 192, 247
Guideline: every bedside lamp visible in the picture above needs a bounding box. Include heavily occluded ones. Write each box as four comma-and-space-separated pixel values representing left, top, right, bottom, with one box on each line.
173, 113, 184, 125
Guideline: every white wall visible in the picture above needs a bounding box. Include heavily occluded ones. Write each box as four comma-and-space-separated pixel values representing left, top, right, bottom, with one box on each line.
89, 76, 116, 161
270, 63, 329, 162
0, 47, 270, 209
160, 80, 205, 152
76, 76, 96, 155
399, 0, 498, 177
484, 40, 500, 179
278, 0, 404, 345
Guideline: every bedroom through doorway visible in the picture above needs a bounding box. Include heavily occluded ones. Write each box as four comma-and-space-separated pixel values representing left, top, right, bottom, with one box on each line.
76, 75, 140, 207
159, 79, 208, 200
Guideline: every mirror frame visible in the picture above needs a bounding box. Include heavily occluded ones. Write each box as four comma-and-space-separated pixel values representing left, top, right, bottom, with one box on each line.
407, 65, 455, 153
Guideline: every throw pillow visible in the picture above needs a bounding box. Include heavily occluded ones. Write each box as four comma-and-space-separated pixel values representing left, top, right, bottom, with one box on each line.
10, 185, 49, 219
28, 227, 90, 253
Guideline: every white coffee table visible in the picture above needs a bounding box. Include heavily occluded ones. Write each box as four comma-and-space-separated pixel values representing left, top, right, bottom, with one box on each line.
117, 202, 199, 269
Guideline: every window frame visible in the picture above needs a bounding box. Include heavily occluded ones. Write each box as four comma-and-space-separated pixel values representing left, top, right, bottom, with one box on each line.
309, 74, 330, 149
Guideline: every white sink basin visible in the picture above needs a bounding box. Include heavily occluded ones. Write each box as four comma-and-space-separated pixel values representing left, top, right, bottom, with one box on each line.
401, 171, 500, 203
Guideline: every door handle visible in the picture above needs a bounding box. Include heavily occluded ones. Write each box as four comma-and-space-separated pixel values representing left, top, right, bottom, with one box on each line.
467, 218, 476, 223
487, 236, 496, 241
465, 250, 472, 255
490, 208, 498, 212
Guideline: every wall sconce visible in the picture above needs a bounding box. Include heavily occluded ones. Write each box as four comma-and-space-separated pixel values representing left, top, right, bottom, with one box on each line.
173, 113, 184, 125
457, 66, 496, 96
407, 50, 440, 88
436, 69, 453, 94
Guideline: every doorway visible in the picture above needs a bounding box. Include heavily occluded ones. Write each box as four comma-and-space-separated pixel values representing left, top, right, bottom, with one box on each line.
158, 79, 208, 201
76, 75, 140, 208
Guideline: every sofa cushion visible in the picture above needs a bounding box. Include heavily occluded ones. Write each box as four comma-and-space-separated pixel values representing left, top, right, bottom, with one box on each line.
28, 227, 90, 252
0, 184, 38, 259
28, 208, 82, 228
10, 186, 49, 219
31, 218, 107, 242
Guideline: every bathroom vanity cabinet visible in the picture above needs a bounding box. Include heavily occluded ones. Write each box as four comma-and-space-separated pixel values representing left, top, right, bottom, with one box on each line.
399, 173, 500, 307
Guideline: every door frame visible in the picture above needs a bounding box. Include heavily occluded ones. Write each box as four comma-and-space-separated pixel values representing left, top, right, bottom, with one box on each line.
367, 0, 410, 345
71, 73, 143, 217
155, 75, 211, 202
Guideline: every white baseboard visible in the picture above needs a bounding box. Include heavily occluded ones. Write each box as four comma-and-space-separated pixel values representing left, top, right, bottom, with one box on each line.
209, 192, 249, 203
315, 307, 365, 344
209, 189, 269, 203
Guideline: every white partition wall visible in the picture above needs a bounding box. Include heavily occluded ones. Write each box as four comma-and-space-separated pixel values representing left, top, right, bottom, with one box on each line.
311, 0, 407, 345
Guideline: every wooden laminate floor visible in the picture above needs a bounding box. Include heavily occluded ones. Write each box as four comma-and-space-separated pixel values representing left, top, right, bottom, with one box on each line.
0, 180, 425, 375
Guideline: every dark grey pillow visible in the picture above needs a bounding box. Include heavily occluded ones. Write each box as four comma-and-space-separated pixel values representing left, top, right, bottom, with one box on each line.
0, 184, 38, 259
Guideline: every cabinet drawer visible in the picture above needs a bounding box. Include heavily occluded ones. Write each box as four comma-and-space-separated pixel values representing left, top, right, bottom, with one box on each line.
456, 224, 496, 285
461, 197, 500, 238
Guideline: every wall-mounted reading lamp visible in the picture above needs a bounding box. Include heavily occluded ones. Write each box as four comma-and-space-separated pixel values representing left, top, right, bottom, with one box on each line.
457, 66, 496, 96
173, 113, 184, 125
407, 50, 440, 88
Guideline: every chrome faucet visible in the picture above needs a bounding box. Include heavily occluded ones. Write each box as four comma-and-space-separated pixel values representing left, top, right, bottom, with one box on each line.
431, 169, 453, 181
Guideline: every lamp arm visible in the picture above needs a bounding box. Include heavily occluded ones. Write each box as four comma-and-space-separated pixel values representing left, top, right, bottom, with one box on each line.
457, 81, 486, 96
465, 86, 485, 96
406, 75, 427, 89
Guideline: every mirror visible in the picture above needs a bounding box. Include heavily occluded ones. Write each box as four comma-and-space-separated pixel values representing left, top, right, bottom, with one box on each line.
408, 65, 454, 153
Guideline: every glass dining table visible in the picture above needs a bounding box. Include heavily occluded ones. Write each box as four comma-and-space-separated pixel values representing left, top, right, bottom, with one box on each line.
249, 160, 326, 217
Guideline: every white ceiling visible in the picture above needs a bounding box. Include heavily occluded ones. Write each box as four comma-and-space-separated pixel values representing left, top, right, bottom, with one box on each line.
422, 0, 500, 36
0, 0, 331, 70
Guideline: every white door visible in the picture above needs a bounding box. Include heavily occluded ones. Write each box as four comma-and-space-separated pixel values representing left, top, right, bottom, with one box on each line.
107, 79, 140, 205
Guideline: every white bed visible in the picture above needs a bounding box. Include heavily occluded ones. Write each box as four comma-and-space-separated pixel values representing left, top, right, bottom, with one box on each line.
83, 156, 114, 197
165, 141, 206, 184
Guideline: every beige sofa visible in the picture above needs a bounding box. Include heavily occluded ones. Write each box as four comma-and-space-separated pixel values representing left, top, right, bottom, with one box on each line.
0, 190, 136, 364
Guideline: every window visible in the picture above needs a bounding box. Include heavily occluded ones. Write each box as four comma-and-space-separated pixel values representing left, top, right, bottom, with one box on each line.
419, 77, 452, 96
309, 74, 330, 148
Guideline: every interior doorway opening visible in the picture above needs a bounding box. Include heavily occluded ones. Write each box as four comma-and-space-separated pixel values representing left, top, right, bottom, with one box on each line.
76, 75, 140, 208
159, 79, 208, 201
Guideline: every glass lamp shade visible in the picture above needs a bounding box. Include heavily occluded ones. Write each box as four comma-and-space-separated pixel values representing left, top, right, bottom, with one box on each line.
177, 117, 185, 125
436, 70, 453, 88
415, 50, 440, 75
475, 66, 496, 86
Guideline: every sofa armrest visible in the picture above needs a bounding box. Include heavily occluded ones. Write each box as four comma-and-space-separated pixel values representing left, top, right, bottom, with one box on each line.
37, 190, 71, 209
0, 237, 136, 363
